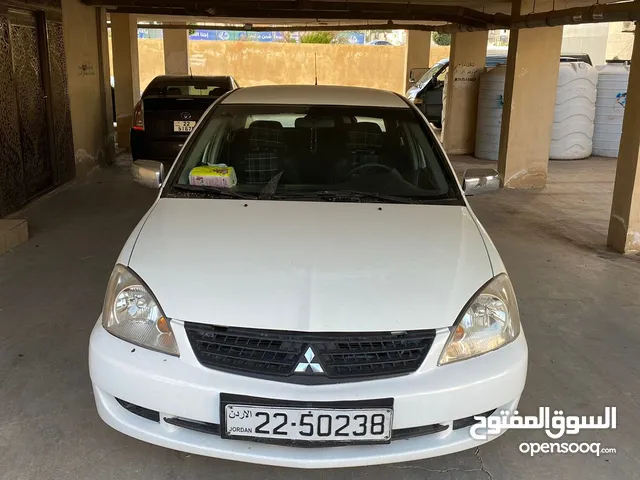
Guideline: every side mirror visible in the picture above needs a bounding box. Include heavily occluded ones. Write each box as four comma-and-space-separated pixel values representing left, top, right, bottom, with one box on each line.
462, 168, 500, 195
132, 160, 164, 189
408, 68, 417, 84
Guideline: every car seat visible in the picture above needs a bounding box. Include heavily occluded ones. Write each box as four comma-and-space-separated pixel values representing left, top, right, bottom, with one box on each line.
238, 121, 285, 185
334, 122, 388, 180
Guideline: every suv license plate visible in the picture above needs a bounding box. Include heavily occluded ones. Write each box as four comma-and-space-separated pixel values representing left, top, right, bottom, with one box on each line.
223, 404, 393, 444
173, 120, 196, 132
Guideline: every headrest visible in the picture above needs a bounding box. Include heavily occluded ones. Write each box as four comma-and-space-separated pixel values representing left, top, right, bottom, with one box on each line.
349, 122, 383, 134
295, 117, 335, 128
347, 122, 384, 150
248, 121, 284, 150
248, 120, 283, 130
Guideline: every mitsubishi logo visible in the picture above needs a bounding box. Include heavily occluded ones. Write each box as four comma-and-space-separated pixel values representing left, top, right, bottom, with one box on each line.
294, 346, 324, 374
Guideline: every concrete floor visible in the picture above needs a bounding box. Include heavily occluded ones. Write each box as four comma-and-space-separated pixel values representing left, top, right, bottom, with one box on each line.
1, 155, 639, 479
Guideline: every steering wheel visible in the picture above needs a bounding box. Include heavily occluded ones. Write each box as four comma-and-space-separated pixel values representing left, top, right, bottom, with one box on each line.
346, 163, 394, 178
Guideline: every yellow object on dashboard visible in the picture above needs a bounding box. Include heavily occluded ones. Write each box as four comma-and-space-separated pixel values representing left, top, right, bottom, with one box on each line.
189, 165, 238, 188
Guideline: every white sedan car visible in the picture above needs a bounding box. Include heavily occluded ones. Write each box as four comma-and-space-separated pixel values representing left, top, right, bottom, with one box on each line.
90, 85, 527, 468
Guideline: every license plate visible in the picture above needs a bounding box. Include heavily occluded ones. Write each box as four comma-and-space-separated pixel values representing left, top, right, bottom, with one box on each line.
173, 120, 196, 132
221, 396, 393, 445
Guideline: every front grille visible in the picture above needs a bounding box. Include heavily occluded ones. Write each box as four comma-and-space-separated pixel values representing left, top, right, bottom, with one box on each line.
184, 323, 436, 384
164, 416, 221, 435
116, 398, 160, 422
393, 423, 448, 440
452, 409, 496, 430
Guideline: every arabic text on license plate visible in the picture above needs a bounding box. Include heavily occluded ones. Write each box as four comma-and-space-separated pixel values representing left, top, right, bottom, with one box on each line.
224, 404, 393, 443
173, 120, 196, 132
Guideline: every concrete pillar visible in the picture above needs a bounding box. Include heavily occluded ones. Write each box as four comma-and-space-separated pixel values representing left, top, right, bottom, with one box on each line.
163, 28, 189, 75
607, 35, 640, 253
441, 31, 488, 155
97, 7, 115, 165
404, 30, 431, 91
111, 13, 140, 149
61, 0, 114, 174
497, 0, 563, 188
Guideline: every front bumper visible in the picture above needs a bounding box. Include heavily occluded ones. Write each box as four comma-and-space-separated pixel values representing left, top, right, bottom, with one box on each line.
89, 319, 528, 468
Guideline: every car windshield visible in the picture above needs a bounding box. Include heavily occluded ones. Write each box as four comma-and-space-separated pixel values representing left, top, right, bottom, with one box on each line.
415, 63, 444, 88
167, 104, 460, 204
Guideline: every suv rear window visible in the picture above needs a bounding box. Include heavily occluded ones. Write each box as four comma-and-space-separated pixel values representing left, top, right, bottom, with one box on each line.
144, 80, 231, 97
167, 104, 461, 204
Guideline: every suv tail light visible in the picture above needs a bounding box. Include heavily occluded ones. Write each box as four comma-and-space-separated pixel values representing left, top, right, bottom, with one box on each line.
132, 100, 144, 131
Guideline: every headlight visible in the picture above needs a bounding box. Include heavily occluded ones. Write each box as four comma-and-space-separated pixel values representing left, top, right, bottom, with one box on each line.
102, 264, 179, 356
439, 274, 520, 365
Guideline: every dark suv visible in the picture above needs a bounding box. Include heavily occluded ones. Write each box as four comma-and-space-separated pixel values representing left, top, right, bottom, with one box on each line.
130, 75, 239, 166
406, 53, 592, 127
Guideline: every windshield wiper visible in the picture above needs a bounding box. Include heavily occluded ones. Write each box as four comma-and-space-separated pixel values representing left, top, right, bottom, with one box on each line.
171, 184, 257, 200
259, 171, 284, 200
274, 190, 418, 204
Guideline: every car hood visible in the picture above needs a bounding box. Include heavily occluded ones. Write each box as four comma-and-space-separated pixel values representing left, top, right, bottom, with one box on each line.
128, 198, 493, 332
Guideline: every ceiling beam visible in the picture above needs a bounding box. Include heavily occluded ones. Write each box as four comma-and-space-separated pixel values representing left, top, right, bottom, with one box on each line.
93, 0, 640, 30
87, 0, 507, 27
140, 21, 440, 32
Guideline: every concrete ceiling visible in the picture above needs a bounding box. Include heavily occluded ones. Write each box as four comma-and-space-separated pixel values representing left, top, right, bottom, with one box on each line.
88, 0, 629, 29
94, 0, 510, 27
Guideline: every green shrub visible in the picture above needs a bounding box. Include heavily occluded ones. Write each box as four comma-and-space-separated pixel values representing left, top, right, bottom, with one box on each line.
300, 31, 335, 44
432, 32, 451, 46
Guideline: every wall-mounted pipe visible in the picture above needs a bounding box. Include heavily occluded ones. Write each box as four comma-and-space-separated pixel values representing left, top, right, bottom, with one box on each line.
431, 3, 640, 32
142, 22, 437, 32
511, 3, 640, 29
432, 23, 500, 34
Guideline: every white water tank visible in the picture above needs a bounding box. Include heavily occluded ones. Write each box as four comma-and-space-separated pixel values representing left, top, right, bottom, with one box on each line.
474, 64, 507, 161
593, 63, 630, 157
549, 62, 598, 160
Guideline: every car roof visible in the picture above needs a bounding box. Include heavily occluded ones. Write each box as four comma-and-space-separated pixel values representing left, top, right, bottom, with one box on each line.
221, 85, 409, 108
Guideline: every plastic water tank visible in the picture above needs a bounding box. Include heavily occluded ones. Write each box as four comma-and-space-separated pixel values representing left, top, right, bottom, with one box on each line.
474, 64, 507, 161
593, 63, 630, 158
549, 62, 598, 160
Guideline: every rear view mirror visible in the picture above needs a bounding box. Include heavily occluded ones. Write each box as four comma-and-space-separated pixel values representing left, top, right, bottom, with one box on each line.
462, 168, 500, 195
132, 160, 164, 189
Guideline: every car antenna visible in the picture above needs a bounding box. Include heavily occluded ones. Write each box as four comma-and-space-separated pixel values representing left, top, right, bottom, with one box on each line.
314, 53, 318, 85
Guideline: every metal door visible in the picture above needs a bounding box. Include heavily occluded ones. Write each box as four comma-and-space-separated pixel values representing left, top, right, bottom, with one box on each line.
0, 12, 25, 217
9, 9, 54, 200
424, 65, 447, 125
